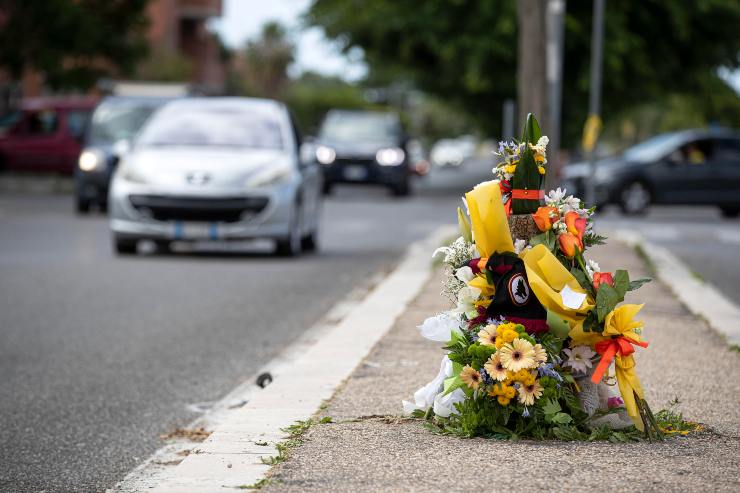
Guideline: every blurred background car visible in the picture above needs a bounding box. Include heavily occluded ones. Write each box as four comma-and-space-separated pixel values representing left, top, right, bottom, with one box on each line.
430, 135, 477, 168
108, 97, 322, 256
312, 109, 412, 196
75, 96, 172, 213
0, 96, 97, 173
561, 128, 740, 217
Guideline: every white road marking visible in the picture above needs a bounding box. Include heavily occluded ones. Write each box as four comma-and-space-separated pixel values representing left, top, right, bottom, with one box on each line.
717, 229, 740, 245
112, 225, 455, 492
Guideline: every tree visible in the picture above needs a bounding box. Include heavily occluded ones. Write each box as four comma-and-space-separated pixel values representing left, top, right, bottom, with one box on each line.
0, 0, 149, 90
306, 0, 740, 147
236, 22, 294, 99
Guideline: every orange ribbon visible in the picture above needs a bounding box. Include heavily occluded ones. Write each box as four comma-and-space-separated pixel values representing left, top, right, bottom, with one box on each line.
591, 336, 649, 384
511, 189, 544, 200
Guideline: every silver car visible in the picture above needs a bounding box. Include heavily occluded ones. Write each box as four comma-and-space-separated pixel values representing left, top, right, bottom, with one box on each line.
108, 98, 322, 256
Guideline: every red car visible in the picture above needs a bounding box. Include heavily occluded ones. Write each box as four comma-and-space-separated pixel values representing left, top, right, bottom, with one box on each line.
0, 96, 98, 174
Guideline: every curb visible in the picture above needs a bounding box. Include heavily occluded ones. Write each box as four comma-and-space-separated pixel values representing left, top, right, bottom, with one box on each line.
113, 224, 456, 492
614, 229, 740, 346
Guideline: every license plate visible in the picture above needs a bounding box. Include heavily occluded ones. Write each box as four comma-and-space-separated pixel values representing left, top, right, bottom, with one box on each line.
343, 165, 368, 181
172, 221, 219, 240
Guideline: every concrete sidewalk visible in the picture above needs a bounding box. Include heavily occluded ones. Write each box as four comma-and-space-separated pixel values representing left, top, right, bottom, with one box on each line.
261, 240, 740, 493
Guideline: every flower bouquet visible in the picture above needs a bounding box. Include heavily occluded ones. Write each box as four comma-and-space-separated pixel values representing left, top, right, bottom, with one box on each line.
404, 114, 671, 441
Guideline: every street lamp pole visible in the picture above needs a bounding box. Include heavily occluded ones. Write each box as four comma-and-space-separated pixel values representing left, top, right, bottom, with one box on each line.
546, 0, 565, 191
585, 0, 605, 207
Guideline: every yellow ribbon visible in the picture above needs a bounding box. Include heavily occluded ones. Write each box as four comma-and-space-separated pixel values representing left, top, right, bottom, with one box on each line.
521, 244, 594, 328
597, 304, 647, 431
465, 181, 514, 258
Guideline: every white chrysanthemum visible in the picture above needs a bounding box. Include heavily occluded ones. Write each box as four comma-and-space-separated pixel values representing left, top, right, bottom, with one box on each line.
563, 345, 597, 374
455, 266, 475, 283
545, 187, 567, 206
514, 239, 528, 254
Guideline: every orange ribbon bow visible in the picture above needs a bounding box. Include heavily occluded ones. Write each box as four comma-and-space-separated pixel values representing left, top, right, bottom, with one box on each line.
591, 336, 649, 385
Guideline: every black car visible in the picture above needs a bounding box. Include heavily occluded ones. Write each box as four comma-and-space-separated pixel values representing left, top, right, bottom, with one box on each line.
561, 129, 740, 216
312, 110, 411, 196
74, 96, 172, 213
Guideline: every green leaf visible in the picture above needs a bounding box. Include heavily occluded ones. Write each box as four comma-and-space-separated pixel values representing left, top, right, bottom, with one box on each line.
595, 283, 620, 323
457, 207, 472, 243
628, 278, 651, 291
546, 310, 571, 340
551, 412, 573, 425
542, 399, 561, 417
443, 375, 464, 396
521, 113, 542, 144
570, 267, 593, 294
613, 270, 629, 299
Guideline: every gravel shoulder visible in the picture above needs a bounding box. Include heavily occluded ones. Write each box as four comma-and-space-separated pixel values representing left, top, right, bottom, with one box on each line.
262, 240, 740, 493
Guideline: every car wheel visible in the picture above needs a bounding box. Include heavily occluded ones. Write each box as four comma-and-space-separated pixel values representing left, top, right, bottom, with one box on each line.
98, 201, 108, 214
114, 235, 137, 255
390, 178, 410, 197
720, 206, 740, 218
322, 181, 333, 196
619, 181, 651, 215
301, 226, 319, 252
154, 240, 172, 254
76, 196, 91, 214
275, 208, 302, 257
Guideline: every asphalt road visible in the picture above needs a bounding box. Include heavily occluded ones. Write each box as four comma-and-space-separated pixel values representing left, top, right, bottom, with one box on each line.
0, 161, 488, 493
2, 160, 739, 492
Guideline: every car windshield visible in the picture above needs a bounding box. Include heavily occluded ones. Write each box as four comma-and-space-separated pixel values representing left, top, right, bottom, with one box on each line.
89, 104, 158, 145
320, 112, 400, 142
622, 133, 686, 162
137, 106, 284, 149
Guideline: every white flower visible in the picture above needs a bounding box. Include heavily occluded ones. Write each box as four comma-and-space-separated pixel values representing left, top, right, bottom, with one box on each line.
402, 356, 451, 413
514, 239, 528, 254
562, 195, 582, 212
432, 246, 451, 259
536, 135, 549, 148
417, 312, 462, 342
454, 266, 475, 283
563, 345, 597, 374
453, 286, 481, 317
545, 187, 567, 206
585, 259, 601, 279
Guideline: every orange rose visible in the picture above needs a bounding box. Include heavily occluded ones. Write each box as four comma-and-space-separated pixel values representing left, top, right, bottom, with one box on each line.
558, 232, 582, 258
564, 211, 587, 239
532, 206, 559, 232
592, 272, 615, 291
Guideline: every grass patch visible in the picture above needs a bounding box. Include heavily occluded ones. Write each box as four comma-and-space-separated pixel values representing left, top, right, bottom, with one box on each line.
258, 417, 334, 466
633, 243, 656, 277
234, 477, 275, 490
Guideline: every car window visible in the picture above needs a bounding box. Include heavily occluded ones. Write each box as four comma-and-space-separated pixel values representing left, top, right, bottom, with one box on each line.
672, 139, 713, 165
319, 112, 400, 143
89, 104, 158, 145
66, 110, 90, 139
138, 106, 284, 149
623, 133, 685, 162
712, 139, 740, 163
22, 110, 59, 136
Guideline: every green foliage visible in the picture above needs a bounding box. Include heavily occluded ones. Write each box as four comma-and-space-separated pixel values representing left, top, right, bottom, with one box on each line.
0, 0, 149, 89
467, 342, 496, 369
307, 0, 740, 145
512, 114, 543, 214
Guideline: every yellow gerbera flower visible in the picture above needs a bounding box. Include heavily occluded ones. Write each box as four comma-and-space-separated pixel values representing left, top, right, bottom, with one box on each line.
499, 338, 536, 372
477, 325, 497, 347
484, 352, 508, 382
517, 379, 544, 406
460, 365, 482, 390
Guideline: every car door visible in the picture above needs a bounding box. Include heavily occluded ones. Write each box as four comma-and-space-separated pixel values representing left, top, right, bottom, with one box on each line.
655, 138, 715, 204
4, 109, 66, 172
711, 137, 740, 205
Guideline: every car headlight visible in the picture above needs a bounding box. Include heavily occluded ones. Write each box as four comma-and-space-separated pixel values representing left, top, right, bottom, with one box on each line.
315, 145, 336, 165
247, 165, 295, 188
118, 161, 148, 184
78, 149, 105, 172
376, 147, 405, 166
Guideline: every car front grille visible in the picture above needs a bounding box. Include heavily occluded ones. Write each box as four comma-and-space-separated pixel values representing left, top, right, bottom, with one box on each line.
129, 195, 269, 223
334, 157, 375, 166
